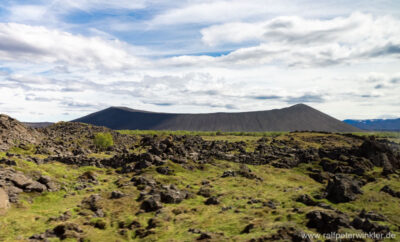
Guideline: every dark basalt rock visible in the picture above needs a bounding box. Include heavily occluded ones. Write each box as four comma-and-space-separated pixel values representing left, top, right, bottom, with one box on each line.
0, 158, 16, 166
140, 196, 163, 212
296, 194, 319, 206
306, 210, 350, 233
110, 190, 126, 199
221, 170, 236, 178
250, 226, 311, 242
81, 194, 104, 217
325, 174, 363, 203
380, 185, 400, 198
30, 222, 84, 241
78, 171, 98, 184
197, 187, 212, 198
156, 166, 174, 175
351, 217, 390, 234
241, 223, 254, 234
205, 196, 220, 205
160, 185, 188, 204
359, 209, 386, 221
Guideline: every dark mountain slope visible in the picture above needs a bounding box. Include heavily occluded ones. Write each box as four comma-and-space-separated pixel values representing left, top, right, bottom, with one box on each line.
344, 118, 400, 131
73, 104, 360, 132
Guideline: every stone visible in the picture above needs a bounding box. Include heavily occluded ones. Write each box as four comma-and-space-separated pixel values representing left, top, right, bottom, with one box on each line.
140, 197, 163, 212
10, 173, 33, 188
241, 224, 254, 234
325, 174, 363, 203
197, 187, 212, 198
160, 187, 188, 204
351, 217, 390, 234
156, 166, 174, 175
221, 170, 236, 178
306, 210, 350, 233
296, 194, 318, 206
251, 226, 311, 242
380, 185, 400, 198
205, 196, 220, 205
110, 190, 126, 199
25, 181, 47, 192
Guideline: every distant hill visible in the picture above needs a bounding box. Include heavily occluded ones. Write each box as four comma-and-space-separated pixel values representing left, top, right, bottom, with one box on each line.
343, 118, 400, 131
23, 122, 53, 128
73, 104, 360, 132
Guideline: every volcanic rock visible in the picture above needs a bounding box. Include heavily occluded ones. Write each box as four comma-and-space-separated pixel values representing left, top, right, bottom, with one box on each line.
325, 174, 363, 203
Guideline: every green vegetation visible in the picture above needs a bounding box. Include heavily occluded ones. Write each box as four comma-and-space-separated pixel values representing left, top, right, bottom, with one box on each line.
93, 132, 114, 150
1, 131, 400, 241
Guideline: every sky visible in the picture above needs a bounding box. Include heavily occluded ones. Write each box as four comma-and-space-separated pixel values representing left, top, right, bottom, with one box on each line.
0, 0, 399, 122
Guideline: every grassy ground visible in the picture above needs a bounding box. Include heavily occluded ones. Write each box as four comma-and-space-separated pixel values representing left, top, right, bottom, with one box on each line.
1, 132, 400, 241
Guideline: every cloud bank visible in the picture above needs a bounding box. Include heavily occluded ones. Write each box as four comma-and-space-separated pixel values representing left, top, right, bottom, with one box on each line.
0, 1, 399, 121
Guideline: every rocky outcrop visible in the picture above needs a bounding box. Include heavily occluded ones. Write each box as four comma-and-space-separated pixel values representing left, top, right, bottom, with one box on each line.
380, 185, 400, 198
133, 175, 189, 213
30, 222, 84, 241
0, 168, 56, 203
251, 226, 311, 242
0, 114, 42, 151
325, 174, 363, 203
306, 210, 351, 233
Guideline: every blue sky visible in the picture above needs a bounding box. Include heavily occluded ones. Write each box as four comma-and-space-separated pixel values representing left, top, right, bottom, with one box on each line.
0, 0, 399, 121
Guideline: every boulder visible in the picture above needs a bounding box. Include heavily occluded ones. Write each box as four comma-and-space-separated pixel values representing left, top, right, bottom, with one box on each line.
295, 194, 318, 206
380, 185, 400, 198
306, 210, 350, 233
156, 166, 174, 175
78, 171, 98, 184
81, 194, 104, 217
110, 190, 126, 199
9, 173, 33, 188
197, 187, 212, 198
25, 181, 47, 192
160, 186, 188, 204
325, 174, 363, 203
205, 196, 220, 205
221, 170, 236, 178
30, 222, 84, 241
351, 217, 390, 234
359, 209, 386, 221
251, 226, 311, 242
140, 196, 163, 212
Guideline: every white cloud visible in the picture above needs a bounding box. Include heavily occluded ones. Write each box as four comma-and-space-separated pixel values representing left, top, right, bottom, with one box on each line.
1, 2, 400, 122
149, 1, 274, 26
148, 0, 400, 27
0, 23, 147, 71
201, 22, 265, 47
191, 12, 400, 67
202, 12, 400, 47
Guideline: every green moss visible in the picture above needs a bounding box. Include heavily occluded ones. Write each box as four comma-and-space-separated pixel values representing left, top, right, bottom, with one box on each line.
1, 132, 400, 241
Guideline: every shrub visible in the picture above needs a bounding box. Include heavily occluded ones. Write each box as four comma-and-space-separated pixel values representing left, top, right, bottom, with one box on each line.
94, 132, 114, 150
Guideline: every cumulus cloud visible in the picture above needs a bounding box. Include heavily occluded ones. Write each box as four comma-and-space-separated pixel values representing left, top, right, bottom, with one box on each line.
0, 23, 146, 71
197, 13, 400, 67
148, 1, 272, 26
0, 1, 400, 121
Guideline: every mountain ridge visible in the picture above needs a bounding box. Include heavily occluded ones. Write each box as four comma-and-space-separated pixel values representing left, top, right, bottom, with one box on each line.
73, 104, 360, 132
344, 118, 400, 131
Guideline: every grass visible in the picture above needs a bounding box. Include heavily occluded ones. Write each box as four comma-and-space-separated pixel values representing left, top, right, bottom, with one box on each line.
1, 132, 400, 241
